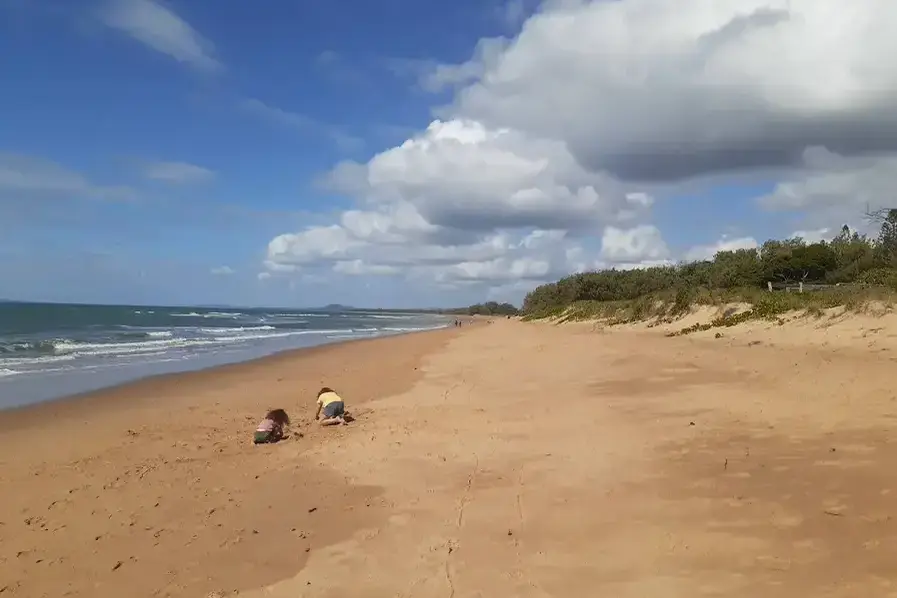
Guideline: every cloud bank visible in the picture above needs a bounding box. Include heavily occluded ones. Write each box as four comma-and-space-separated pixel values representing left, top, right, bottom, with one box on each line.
263, 0, 897, 302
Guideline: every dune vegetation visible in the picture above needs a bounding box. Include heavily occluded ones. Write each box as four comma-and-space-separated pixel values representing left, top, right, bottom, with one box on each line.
458, 302, 519, 316
521, 210, 897, 332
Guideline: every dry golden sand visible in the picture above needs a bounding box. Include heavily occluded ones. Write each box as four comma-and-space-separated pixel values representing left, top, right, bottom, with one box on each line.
5, 314, 897, 597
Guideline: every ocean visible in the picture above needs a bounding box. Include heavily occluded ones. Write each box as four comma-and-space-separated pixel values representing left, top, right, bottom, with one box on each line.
0, 302, 450, 409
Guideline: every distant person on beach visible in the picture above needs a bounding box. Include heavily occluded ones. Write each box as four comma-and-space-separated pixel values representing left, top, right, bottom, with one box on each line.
254, 408, 290, 444
315, 387, 347, 426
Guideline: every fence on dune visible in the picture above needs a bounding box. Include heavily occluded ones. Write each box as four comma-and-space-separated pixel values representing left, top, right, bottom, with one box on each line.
766, 281, 878, 293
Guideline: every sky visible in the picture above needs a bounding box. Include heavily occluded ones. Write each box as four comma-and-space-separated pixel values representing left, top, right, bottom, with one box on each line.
2, 0, 897, 308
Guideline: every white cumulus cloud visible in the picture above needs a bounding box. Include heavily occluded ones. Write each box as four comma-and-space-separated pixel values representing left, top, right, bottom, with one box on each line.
600, 225, 670, 265
263, 116, 661, 293
324, 119, 651, 233
684, 236, 760, 262
441, 0, 897, 182
788, 228, 831, 243
759, 150, 897, 213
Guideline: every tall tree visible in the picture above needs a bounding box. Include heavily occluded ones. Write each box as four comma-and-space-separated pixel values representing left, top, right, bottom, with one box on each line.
876, 209, 897, 266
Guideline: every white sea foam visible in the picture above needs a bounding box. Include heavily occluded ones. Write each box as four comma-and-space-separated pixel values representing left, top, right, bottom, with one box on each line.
171, 311, 243, 318
198, 326, 276, 334
0, 354, 77, 366
52, 338, 201, 355
48, 328, 347, 359
213, 329, 344, 342
382, 325, 448, 333
366, 314, 418, 320
0, 368, 20, 377
262, 318, 308, 324
117, 325, 174, 338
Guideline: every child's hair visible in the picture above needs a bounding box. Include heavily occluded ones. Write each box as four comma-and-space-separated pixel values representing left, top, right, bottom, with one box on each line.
318, 387, 334, 397
265, 408, 290, 426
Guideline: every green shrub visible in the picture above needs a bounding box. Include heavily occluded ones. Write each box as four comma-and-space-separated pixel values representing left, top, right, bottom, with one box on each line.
670, 286, 693, 316
519, 219, 897, 322
857, 268, 897, 290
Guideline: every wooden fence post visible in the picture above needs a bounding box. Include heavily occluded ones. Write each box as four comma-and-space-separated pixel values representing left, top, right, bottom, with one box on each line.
799, 281, 804, 293
767, 281, 773, 292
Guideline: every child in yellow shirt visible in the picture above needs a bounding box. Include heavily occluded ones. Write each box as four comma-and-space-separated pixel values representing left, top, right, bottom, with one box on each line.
314, 387, 347, 426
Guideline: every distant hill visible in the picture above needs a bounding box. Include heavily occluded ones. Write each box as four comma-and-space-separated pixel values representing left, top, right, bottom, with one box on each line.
320, 304, 355, 312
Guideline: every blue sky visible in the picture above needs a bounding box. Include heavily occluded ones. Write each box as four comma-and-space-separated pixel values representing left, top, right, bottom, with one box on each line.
0, 0, 890, 307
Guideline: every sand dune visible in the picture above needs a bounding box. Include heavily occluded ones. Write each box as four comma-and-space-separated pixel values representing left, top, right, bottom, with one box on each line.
5, 315, 897, 597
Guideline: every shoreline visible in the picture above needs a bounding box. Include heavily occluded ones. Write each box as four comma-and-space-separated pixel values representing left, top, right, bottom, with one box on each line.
0, 323, 462, 597
0, 324, 456, 428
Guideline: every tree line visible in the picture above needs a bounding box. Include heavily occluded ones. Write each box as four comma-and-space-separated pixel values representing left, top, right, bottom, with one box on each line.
360, 303, 518, 316
452, 301, 519, 316
522, 210, 897, 316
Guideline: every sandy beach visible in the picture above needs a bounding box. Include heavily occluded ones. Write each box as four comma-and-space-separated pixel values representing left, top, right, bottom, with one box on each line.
0, 327, 460, 597
5, 314, 897, 597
